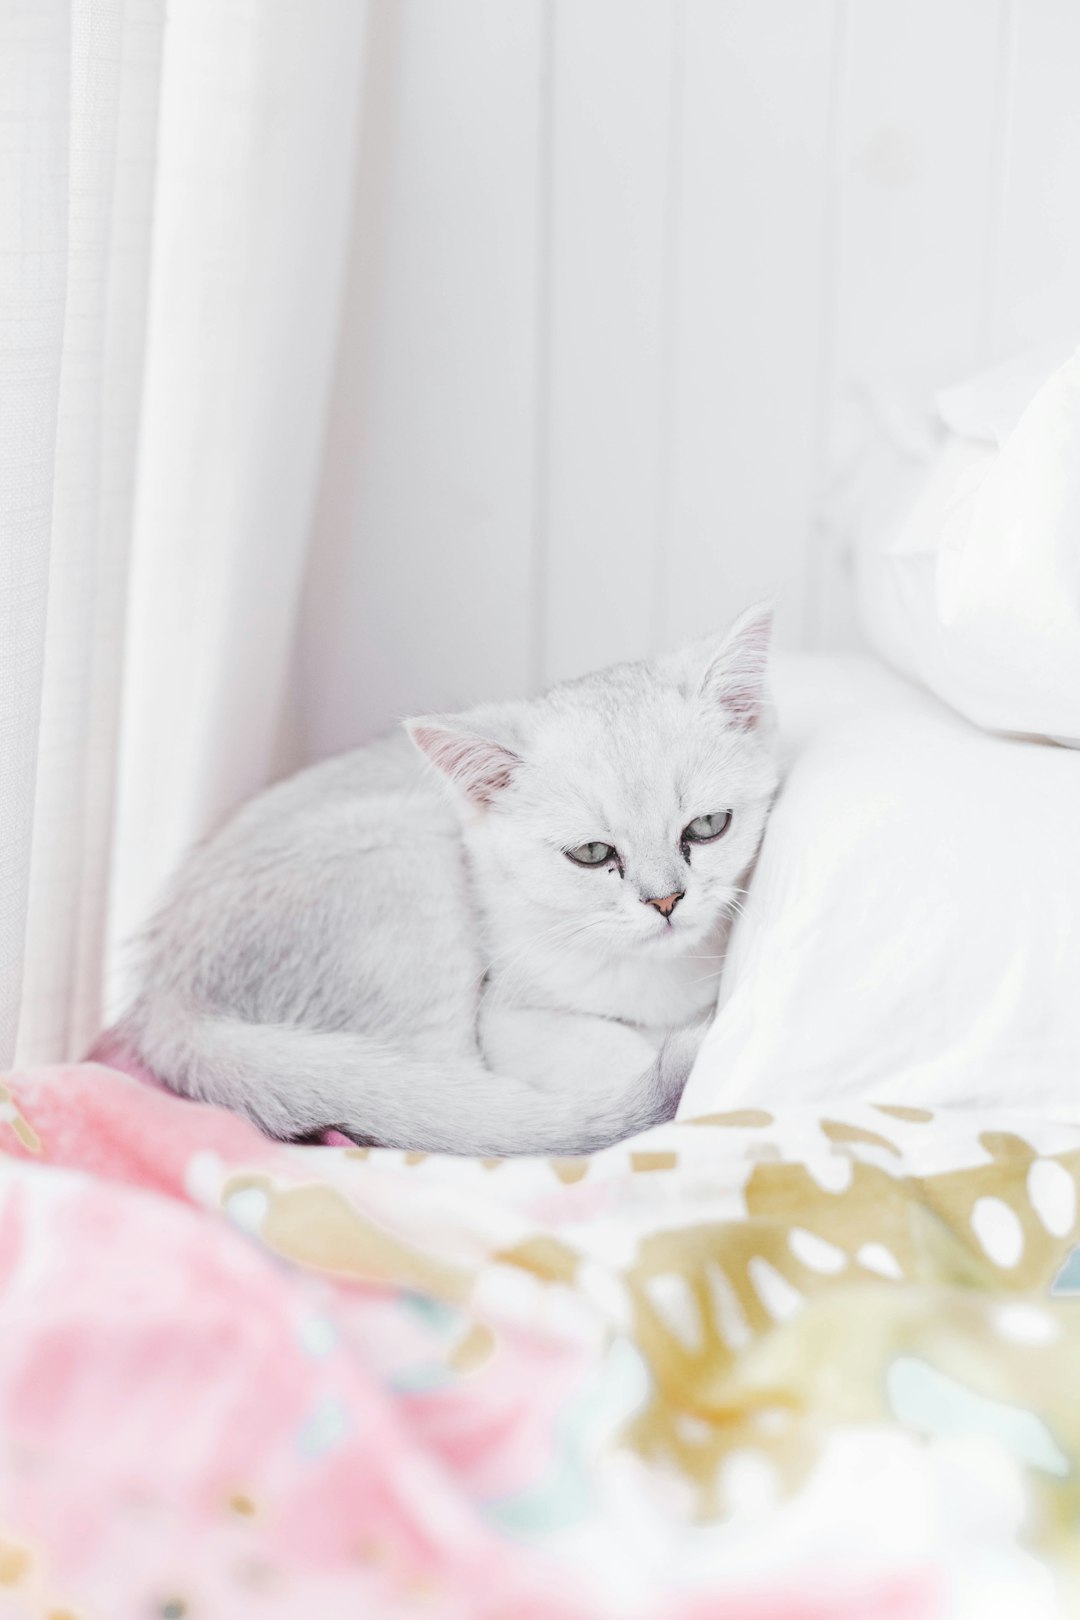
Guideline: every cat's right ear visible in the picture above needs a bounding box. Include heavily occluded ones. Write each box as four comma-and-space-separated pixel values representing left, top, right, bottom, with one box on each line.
405, 717, 521, 809
663, 601, 773, 730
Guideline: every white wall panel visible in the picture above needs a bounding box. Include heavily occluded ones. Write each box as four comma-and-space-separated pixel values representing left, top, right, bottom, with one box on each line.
296, 0, 543, 757
990, 0, 1080, 357
541, 0, 680, 685
662, 0, 838, 655
810, 0, 1006, 647
291, 0, 1080, 760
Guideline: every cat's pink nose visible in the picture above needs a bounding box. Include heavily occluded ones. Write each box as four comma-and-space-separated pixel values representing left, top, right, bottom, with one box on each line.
644, 891, 684, 918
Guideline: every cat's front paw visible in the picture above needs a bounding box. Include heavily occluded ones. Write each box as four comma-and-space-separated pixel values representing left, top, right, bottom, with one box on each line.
656, 1016, 711, 1111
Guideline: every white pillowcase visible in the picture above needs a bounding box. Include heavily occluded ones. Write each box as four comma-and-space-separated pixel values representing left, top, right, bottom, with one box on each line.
857, 344, 1080, 746
935, 341, 1075, 446
678, 654, 1080, 1118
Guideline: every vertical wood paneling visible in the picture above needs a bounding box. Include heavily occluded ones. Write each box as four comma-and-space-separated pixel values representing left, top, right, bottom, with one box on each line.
540, 0, 679, 685
661, 0, 838, 655
990, 0, 1080, 357
290, 0, 1080, 755
811, 0, 1005, 646
297, 0, 542, 757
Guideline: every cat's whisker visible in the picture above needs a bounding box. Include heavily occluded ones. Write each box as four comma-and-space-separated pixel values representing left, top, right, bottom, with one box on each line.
483, 912, 587, 974
510, 915, 615, 981
487, 914, 610, 1004
487, 913, 597, 973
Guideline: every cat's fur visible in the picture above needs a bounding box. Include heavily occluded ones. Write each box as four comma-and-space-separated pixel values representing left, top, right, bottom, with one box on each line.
116, 606, 779, 1155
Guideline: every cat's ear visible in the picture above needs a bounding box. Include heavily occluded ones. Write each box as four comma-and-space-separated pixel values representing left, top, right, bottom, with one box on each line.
673, 601, 773, 730
405, 716, 521, 808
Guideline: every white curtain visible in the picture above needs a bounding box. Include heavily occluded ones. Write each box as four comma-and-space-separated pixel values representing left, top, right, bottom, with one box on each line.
1, 0, 370, 1066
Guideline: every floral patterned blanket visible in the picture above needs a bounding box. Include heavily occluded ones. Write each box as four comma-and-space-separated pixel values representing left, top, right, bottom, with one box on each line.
0, 1063, 1076, 1618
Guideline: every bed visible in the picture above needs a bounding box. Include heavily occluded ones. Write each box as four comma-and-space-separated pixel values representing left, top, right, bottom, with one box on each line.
1, 652, 1078, 1620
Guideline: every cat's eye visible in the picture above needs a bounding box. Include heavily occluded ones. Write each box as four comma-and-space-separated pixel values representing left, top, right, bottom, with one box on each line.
683, 811, 731, 843
566, 841, 617, 867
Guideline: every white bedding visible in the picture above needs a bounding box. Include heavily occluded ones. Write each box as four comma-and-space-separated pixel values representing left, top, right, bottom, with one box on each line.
857, 344, 1080, 746
679, 653, 1080, 1118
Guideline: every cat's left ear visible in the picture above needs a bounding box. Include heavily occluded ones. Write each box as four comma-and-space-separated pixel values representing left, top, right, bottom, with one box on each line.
676, 601, 773, 730
405, 716, 521, 809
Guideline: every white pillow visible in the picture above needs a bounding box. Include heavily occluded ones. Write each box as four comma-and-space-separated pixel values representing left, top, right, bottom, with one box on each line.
856, 345, 1080, 746
935, 341, 1075, 445
678, 653, 1080, 1118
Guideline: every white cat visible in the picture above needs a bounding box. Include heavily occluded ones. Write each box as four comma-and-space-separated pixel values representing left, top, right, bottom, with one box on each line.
113, 606, 778, 1155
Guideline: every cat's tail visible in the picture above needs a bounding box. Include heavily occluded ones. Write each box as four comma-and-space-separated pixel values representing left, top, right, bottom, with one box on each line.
117, 1001, 674, 1157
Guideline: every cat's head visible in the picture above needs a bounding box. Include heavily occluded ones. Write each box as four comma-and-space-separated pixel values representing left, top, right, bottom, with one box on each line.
405, 605, 779, 955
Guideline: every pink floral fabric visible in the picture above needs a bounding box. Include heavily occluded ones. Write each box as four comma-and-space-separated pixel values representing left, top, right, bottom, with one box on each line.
0, 1062, 972, 1617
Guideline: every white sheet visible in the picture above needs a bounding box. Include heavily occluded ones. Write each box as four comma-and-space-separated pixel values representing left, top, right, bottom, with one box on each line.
857, 346, 1080, 747
679, 654, 1080, 1117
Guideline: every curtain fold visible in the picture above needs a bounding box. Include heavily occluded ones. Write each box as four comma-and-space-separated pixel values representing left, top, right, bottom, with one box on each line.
18, 0, 166, 1064
107, 0, 370, 1020
0, 1, 76, 1066
1, 0, 371, 1062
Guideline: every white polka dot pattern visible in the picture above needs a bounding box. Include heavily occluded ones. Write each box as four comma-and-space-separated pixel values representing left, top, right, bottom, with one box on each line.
971, 1196, 1025, 1269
